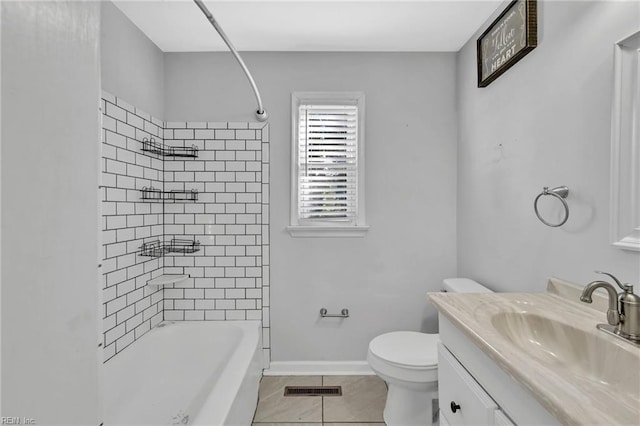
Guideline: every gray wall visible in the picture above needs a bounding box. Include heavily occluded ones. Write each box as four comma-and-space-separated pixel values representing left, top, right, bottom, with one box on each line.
1, 1, 101, 423
165, 52, 458, 361
101, 0, 164, 118
456, 0, 640, 292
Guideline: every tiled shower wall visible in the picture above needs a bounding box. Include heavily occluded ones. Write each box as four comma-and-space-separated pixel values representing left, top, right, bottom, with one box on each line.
100, 92, 270, 365
100, 92, 165, 362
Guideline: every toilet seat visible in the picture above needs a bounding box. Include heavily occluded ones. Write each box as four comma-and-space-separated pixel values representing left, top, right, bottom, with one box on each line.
368, 331, 438, 368
367, 331, 439, 383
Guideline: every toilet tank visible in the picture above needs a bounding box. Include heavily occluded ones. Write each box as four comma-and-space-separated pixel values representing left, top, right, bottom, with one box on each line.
443, 278, 493, 293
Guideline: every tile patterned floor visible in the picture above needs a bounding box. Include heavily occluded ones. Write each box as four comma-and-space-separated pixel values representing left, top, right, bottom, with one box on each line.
252, 375, 387, 426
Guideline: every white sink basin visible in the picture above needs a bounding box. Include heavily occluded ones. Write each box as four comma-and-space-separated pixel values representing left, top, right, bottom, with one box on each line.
491, 311, 640, 398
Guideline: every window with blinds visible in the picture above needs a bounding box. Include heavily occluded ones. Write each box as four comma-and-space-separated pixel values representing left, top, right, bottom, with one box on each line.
289, 92, 367, 237
297, 104, 358, 222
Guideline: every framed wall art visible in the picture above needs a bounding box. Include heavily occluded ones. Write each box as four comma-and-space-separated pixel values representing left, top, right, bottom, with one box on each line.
477, 0, 537, 87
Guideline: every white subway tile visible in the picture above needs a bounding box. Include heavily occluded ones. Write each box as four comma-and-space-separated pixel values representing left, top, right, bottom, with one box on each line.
184, 288, 204, 299
226, 204, 246, 214
126, 215, 144, 228
106, 216, 127, 231
225, 288, 245, 299
106, 295, 127, 316
235, 129, 256, 140
214, 278, 235, 288
185, 161, 205, 172
116, 330, 135, 353
195, 278, 216, 289
164, 310, 184, 321
204, 288, 224, 298
135, 297, 151, 320
134, 320, 151, 340
236, 299, 255, 310
243, 140, 259, 151
127, 112, 144, 129
116, 279, 136, 298
184, 204, 205, 214
195, 129, 216, 139
164, 288, 184, 299
205, 310, 225, 320
106, 159, 127, 176
247, 310, 261, 321
204, 267, 225, 278
105, 323, 125, 346
127, 263, 144, 280
173, 129, 194, 139
226, 225, 246, 235
226, 140, 246, 150
246, 288, 261, 299
226, 310, 245, 320
150, 312, 163, 328
174, 299, 194, 310
127, 164, 144, 178
236, 278, 257, 288
106, 102, 127, 121
117, 121, 136, 138
236, 257, 256, 267
205, 140, 225, 150
136, 153, 152, 168
216, 299, 235, 310
215, 129, 235, 139
236, 214, 256, 224
185, 311, 205, 320
195, 300, 215, 310
142, 303, 158, 322
116, 305, 136, 325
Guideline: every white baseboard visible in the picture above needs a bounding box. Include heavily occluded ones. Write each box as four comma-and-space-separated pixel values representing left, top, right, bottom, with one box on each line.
264, 361, 374, 376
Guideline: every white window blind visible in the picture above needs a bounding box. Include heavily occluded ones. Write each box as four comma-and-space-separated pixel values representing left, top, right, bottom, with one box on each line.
297, 104, 358, 222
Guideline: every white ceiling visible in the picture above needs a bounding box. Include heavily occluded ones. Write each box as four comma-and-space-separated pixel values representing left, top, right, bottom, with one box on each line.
113, 0, 504, 52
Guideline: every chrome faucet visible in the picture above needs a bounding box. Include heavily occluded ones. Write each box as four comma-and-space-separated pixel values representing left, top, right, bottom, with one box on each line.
580, 271, 640, 345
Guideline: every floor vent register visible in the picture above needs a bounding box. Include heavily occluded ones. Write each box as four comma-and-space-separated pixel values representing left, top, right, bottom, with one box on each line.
283, 386, 343, 397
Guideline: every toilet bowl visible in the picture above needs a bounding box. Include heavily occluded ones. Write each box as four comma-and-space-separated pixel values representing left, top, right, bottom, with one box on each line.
367, 278, 492, 426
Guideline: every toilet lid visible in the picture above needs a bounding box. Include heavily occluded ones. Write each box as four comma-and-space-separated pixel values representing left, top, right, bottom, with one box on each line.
369, 331, 438, 368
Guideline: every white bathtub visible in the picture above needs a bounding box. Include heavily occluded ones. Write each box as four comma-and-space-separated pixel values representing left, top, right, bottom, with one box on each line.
103, 321, 262, 426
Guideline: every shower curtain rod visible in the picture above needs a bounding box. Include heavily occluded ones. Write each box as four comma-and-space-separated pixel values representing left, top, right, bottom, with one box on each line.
193, 0, 268, 122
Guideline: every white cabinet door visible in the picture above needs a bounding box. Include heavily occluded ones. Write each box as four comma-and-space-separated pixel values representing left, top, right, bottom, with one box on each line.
438, 343, 498, 426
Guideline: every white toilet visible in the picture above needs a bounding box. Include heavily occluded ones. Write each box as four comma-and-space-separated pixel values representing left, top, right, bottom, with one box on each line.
367, 278, 493, 426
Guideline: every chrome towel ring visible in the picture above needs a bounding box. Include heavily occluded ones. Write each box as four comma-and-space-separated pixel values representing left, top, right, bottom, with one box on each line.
534, 186, 569, 227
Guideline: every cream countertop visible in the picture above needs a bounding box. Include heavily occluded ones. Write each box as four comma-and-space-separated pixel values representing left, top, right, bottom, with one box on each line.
429, 282, 640, 426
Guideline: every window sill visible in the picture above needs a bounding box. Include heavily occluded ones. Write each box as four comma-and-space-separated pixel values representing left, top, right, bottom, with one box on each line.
286, 225, 370, 238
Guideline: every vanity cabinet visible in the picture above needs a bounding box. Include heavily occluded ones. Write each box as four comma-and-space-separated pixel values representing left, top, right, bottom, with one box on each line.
438, 344, 512, 426
438, 315, 560, 426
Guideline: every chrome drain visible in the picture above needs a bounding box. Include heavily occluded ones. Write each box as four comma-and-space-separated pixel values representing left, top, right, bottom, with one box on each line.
283, 386, 342, 397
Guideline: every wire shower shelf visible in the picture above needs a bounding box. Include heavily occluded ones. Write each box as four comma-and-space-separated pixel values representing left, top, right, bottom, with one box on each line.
140, 239, 201, 257
141, 137, 199, 158
141, 187, 198, 202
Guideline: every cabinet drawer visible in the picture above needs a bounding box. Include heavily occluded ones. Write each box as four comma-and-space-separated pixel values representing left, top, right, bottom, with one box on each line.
438, 343, 498, 426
